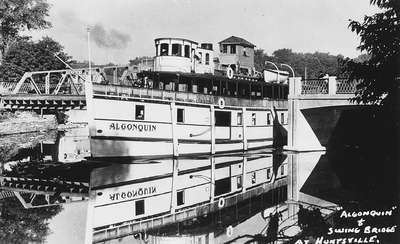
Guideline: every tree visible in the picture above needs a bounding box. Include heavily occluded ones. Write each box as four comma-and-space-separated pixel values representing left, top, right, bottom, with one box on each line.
345, 0, 400, 105
0, 0, 51, 63
0, 37, 72, 83
0, 197, 62, 244
254, 48, 346, 79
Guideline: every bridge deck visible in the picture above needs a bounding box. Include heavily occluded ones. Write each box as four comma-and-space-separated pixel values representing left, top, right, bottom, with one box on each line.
1, 94, 86, 111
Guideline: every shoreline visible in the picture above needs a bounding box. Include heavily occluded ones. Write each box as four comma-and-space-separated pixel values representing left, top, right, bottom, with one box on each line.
0, 111, 57, 136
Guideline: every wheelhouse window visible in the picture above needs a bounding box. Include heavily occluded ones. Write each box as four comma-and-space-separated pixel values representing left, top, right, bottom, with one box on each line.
177, 190, 184, 206
177, 108, 184, 123
184, 45, 190, 58
280, 113, 285, 124
135, 200, 145, 215
222, 44, 228, 53
160, 43, 169, 56
243, 48, 248, 56
230, 45, 236, 54
205, 53, 210, 65
267, 113, 272, 125
172, 44, 182, 56
237, 112, 243, 125
198, 52, 202, 63
267, 168, 271, 180
135, 105, 145, 120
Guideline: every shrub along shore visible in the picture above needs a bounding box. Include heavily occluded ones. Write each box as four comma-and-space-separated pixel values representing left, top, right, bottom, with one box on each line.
0, 111, 58, 136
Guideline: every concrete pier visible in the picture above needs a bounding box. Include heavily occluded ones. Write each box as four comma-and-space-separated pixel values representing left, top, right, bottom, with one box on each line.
284, 77, 356, 152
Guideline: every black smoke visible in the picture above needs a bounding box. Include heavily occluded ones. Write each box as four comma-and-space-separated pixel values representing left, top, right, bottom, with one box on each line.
90, 24, 131, 49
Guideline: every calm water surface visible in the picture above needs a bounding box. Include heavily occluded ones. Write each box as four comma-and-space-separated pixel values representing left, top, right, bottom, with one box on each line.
0, 127, 398, 244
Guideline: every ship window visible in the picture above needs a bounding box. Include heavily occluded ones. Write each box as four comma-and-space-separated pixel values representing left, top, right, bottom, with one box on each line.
251, 113, 256, 125
192, 84, 198, 93
135, 105, 145, 120
243, 48, 248, 56
198, 52, 202, 64
238, 83, 249, 98
230, 45, 236, 54
160, 43, 169, 56
237, 112, 243, 125
177, 190, 185, 206
280, 113, 285, 124
280, 165, 285, 175
215, 178, 231, 196
251, 172, 256, 184
215, 111, 231, 126
135, 200, 145, 215
240, 68, 248, 75
267, 168, 271, 179
267, 113, 271, 125
205, 53, 210, 65
222, 44, 228, 53
177, 108, 184, 123
184, 45, 190, 58
236, 175, 242, 189
172, 43, 182, 56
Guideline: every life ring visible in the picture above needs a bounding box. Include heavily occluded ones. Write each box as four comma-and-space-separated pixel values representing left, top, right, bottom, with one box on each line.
218, 197, 225, 208
218, 97, 225, 109
226, 67, 234, 79
226, 225, 233, 237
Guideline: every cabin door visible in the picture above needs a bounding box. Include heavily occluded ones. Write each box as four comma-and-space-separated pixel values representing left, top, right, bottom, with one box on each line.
214, 111, 231, 140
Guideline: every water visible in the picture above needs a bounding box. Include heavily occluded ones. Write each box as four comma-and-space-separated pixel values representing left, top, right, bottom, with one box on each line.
0, 127, 398, 244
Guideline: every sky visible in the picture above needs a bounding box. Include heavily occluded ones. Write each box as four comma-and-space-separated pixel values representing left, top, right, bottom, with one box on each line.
28, 0, 378, 65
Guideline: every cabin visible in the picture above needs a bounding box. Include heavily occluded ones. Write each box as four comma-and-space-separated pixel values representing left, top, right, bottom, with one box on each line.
218, 36, 256, 76
154, 38, 214, 74
153, 36, 257, 77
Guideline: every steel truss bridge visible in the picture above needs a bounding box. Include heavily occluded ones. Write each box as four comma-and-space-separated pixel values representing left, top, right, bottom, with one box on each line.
0, 65, 136, 112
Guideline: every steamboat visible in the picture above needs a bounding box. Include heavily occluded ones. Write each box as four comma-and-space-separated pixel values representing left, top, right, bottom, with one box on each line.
87, 36, 289, 159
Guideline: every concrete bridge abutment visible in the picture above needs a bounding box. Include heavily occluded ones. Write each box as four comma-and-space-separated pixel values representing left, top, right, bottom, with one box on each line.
284, 77, 355, 152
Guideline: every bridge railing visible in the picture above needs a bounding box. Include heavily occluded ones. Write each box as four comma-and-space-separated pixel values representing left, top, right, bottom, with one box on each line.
301, 79, 328, 95
336, 78, 359, 94
0, 81, 17, 95
298, 76, 358, 96
1, 65, 142, 95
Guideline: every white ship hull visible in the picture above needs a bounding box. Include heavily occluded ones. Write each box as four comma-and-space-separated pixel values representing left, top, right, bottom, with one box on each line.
89, 93, 288, 158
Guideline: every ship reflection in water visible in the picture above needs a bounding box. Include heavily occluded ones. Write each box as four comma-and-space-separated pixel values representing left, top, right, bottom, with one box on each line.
0, 128, 398, 243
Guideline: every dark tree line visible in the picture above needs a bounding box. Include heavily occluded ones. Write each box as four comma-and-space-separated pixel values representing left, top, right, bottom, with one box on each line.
254, 48, 348, 79
0, 0, 51, 63
0, 37, 72, 83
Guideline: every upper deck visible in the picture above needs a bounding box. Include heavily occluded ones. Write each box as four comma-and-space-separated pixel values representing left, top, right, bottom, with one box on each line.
93, 70, 288, 108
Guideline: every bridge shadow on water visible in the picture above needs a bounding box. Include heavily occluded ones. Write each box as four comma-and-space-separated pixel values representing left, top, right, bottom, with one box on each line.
303, 105, 399, 206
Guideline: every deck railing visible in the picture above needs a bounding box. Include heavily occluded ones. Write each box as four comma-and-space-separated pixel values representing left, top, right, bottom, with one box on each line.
93, 84, 288, 108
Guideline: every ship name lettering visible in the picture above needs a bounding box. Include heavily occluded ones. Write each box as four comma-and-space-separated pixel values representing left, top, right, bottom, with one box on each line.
109, 186, 157, 201
109, 122, 156, 132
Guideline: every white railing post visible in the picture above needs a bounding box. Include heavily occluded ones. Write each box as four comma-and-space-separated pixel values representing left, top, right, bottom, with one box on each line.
288, 77, 302, 96
328, 76, 337, 95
